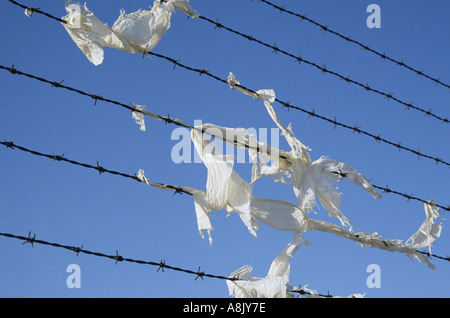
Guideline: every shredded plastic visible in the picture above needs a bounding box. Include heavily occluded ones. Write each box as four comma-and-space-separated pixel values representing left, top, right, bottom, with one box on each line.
62, 0, 198, 65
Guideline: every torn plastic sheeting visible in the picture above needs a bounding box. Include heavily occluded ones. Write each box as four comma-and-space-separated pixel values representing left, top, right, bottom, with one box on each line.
199, 123, 289, 164
227, 232, 305, 298
227, 73, 311, 163
406, 202, 443, 254
249, 153, 290, 186
250, 197, 310, 233
191, 127, 258, 237
313, 157, 382, 200
307, 203, 442, 269
192, 190, 214, 245
62, 0, 198, 65
132, 105, 146, 131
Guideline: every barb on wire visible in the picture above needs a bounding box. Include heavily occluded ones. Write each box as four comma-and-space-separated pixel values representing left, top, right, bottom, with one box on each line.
196, 15, 448, 125
1, 139, 449, 212
253, 0, 450, 92
0, 139, 193, 196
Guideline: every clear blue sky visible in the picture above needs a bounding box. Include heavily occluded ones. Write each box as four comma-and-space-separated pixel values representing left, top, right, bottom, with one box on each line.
0, 0, 448, 298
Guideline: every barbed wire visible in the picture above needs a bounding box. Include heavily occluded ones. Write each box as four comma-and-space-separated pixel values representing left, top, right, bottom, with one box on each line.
2, 65, 450, 210
251, 0, 450, 92
145, 54, 450, 169
3, 0, 449, 298
0, 143, 448, 295
6, 0, 448, 125
2, 61, 449, 170
0, 231, 235, 282
196, 15, 448, 125
6, 0, 66, 24
0, 139, 192, 196
2, 2, 450, 214
1, 138, 449, 213
0, 231, 332, 298
1, 230, 448, 298
4, 2, 450, 167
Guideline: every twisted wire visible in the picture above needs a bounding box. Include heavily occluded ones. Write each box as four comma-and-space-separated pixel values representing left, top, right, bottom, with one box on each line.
252, 0, 450, 92
1, 138, 449, 212
6, 0, 448, 124
197, 15, 448, 125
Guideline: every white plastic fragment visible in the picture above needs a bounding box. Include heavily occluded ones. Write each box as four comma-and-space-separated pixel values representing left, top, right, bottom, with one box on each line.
256, 88, 311, 163
191, 127, 258, 237
313, 157, 382, 200
171, 0, 200, 18
24, 8, 35, 17
227, 72, 259, 99
227, 232, 305, 298
62, 0, 199, 65
192, 190, 214, 245
131, 105, 146, 131
250, 197, 310, 233
406, 202, 443, 254
306, 202, 443, 269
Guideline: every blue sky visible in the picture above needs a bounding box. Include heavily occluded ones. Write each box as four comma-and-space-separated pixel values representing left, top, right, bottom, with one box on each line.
0, 0, 448, 298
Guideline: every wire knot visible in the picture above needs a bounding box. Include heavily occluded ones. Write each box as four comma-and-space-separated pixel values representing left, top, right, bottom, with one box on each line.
195, 266, 205, 281
3, 140, 15, 149
96, 161, 105, 175
114, 250, 123, 265
52, 153, 64, 161
22, 231, 36, 247
157, 259, 166, 272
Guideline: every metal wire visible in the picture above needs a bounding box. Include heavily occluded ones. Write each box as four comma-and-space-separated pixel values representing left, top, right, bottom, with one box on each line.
144, 54, 450, 169
4, 60, 449, 170
3, 2, 450, 167
252, 0, 450, 92
197, 15, 448, 125
0, 139, 191, 196
1, 230, 448, 296
0, 231, 234, 282
6, 0, 448, 124
1, 138, 449, 212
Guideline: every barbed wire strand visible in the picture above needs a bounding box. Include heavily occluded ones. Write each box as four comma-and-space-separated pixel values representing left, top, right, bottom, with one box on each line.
1, 138, 449, 213
0, 139, 192, 196
0, 64, 277, 162
1, 229, 449, 287
0, 231, 235, 282
145, 54, 450, 170
252, 0, 450, 92
6, 0, 66, 24
6, 0, 448, 125
2, 61, 449, 170
1, 230, 449, 297
0, 230, 332, 298
196, 15, 448, 125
